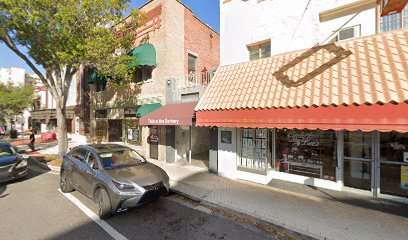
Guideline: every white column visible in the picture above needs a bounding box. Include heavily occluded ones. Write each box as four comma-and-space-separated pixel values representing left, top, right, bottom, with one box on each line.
189, 126, 192, 164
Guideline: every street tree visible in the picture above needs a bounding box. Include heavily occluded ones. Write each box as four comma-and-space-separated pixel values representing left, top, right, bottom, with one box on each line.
0, 0, 143, 157
0, 82, 34, 134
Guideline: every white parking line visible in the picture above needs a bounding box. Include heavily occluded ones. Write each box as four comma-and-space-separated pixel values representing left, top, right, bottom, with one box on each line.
58, 189, 128, 240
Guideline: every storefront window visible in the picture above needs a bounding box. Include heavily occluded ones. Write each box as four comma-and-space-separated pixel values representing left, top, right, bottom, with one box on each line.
95, 120, 107, 142
95, 109, 107, 119
239, 128, 269, 171
275, 129, 337, 181
380, 132, 408, 198
126, 119, 141, 144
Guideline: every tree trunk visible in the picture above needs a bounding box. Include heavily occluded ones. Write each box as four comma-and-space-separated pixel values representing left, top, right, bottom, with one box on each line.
56, 106, 68, 158
4, 116, 11, 135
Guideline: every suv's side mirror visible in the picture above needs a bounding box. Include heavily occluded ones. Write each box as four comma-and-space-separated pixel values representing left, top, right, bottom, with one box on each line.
92, 162, 98, 170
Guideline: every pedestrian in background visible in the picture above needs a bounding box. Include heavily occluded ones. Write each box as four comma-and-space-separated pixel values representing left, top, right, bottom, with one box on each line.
29, 129, 35, 152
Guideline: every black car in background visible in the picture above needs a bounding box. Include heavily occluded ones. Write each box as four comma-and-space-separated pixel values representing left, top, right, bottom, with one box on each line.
0, 141, 28, 182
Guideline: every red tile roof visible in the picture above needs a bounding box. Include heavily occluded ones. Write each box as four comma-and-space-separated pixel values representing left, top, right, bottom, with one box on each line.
196, 29, 408, 111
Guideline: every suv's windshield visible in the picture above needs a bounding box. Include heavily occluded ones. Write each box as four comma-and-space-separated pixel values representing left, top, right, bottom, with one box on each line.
0, 145, 16, 157
98, 149, 146, 169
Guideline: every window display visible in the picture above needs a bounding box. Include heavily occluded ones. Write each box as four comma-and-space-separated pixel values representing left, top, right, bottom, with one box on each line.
276, 129, 337, 181
380, 132, 408, 198
239, 128, 268, 171
126, 120, 141, 144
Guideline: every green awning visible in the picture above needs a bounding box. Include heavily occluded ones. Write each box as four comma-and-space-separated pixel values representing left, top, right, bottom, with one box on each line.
136, 103, 162, 118
87, 67, 108, 84
127, 44, 157, 68
87, 67, 98, 84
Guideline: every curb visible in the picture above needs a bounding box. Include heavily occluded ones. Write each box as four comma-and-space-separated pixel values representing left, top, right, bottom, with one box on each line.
169, 187, 320, 240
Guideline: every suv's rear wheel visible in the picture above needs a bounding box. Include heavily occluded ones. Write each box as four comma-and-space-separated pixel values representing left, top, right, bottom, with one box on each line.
96, 188, 111, 219
60, 170, 74, 193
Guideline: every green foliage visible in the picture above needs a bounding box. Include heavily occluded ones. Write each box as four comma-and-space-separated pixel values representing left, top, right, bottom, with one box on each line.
0, 82, 34, 118
0, 0, 143, 87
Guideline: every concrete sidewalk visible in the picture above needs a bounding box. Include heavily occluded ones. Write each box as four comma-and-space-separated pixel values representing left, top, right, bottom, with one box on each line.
147, 159, 408, 240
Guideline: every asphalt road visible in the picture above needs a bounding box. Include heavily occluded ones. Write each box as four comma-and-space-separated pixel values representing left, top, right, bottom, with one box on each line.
0, 163, 276, 240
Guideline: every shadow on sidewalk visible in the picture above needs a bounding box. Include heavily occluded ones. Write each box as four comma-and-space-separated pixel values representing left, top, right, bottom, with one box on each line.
267, 178, 408, 218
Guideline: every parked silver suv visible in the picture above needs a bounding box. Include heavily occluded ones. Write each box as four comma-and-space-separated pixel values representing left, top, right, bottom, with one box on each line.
60, 144, 170, 219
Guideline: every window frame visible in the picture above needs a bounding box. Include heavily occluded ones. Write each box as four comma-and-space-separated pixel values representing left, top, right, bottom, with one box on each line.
247, 40, 271, 61
133, 66, 153, 83
379, 0, 408, 33
188, 53, 197, 75
336, 25, 361, 42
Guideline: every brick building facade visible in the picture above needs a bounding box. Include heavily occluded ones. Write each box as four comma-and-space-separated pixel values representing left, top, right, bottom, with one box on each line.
89, 0, 220, 163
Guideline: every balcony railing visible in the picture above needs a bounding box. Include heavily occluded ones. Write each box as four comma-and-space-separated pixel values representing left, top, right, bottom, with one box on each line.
186, 71, 214, 86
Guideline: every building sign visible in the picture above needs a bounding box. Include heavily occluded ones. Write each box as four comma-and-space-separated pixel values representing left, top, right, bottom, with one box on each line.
288, 131, 320, 147
124, 107, 139, 118
149, 126, 159, 143
221, 131, 232, 144
148, 118, 180, 125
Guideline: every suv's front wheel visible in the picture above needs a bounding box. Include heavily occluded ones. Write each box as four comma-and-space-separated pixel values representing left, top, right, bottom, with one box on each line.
95, 188, 112, 219
60, 170, 74, 193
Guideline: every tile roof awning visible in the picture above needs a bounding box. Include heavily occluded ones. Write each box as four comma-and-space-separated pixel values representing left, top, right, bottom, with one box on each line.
140, 102, 197, 126
195, 29, 408, 132
196, 103, 408, 132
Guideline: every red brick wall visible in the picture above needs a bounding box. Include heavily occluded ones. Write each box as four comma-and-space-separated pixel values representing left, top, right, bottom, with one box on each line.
133, 4, 163, 44
184, 9, 220, 76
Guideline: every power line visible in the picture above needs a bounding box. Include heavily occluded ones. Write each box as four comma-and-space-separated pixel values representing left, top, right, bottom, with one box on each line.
316, 11, 361, 47
288, 0, 312, 49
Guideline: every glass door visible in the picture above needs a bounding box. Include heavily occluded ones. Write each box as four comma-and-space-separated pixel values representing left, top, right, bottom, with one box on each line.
343, 131, 373, 191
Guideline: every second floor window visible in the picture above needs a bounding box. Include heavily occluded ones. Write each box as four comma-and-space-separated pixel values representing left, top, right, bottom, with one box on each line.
188, 54, 197, 75
335, 25, 361, 42
380, 1, 408, 32
133, 66, 153, 83
96, 78, 107, 92
248, 41, 271, 61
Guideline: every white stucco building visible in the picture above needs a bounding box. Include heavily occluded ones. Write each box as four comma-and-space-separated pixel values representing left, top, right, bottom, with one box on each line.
29, 70, 87, 143
0, 67, 26, 85
209, 0, 408, 202
220, 0, 380, 66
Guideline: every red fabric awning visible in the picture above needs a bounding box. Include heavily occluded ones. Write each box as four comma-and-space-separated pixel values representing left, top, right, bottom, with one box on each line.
381, 0, 408, 17
140, 102, 197, 126
196, 103, 408, 132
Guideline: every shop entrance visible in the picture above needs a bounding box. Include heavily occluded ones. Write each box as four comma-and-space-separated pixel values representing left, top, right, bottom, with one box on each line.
175, 125, 210, 169
343, 131, 373, 192
108, 120, 122, 142
149, 126, 159, 159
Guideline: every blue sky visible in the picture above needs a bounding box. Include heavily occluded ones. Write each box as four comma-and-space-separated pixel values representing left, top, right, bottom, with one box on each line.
0, 0, 220, 74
